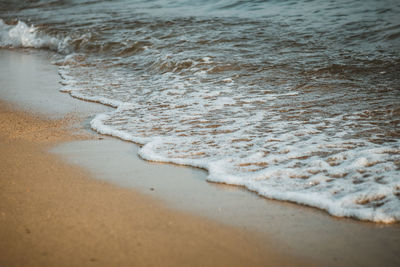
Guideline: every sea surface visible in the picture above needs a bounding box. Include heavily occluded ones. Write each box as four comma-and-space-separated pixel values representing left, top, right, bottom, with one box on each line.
1, 0, 399, 223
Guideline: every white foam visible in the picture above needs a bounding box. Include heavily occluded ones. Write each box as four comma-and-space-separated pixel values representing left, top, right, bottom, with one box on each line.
90, 102, 399, 223
201, 57, 212, 63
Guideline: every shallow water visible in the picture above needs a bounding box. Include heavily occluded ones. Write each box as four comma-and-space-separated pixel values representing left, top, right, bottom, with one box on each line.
1, 0, 399, 222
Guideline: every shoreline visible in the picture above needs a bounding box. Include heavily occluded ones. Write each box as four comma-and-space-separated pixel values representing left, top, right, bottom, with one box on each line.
0, 102, 298, 266
1, 49, 399, 266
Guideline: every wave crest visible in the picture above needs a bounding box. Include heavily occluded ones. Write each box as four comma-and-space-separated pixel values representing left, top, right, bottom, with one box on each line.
0, 19, 68, 52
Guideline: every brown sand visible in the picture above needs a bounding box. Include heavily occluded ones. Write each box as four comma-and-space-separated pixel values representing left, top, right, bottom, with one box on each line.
0, 102, 303, 266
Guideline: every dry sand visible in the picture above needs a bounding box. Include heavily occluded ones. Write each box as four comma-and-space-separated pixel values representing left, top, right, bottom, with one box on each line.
0, 101, 303, 266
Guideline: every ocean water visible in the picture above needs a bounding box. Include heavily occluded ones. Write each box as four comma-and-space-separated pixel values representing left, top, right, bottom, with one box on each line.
1, 0, 399, 223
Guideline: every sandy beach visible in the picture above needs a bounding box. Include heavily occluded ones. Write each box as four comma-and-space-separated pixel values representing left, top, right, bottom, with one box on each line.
0, 50, 303, 266
0, 49, 399, 267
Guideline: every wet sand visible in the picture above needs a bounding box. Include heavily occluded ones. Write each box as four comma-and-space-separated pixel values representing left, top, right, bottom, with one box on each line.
1, 49, 399, 266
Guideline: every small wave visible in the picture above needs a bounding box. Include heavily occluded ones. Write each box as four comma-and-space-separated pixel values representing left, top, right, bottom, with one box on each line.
0, 19, 68, 52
